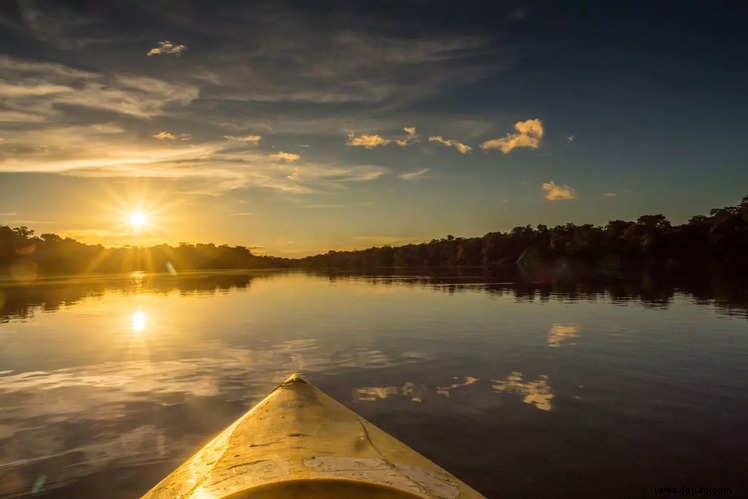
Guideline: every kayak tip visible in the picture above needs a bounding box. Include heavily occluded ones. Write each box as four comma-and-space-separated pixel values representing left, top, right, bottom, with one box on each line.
282, 372, 308, 385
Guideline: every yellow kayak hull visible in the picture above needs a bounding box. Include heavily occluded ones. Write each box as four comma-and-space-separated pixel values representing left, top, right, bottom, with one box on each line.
143, 374, 484, 498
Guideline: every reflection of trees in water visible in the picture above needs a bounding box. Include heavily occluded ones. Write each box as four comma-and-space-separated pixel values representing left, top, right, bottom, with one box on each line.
2, 270, 747, 322
0, 272, 259, 321
321, 270, 748, 318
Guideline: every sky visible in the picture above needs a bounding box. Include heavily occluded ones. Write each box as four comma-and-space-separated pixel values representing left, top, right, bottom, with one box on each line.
0, 1, 746, 256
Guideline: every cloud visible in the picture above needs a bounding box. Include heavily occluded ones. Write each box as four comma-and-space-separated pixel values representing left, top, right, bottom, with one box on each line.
603, 192, 617, 197
349, 127, 419, 148
0, 56, 198, 121
270, 152, 300, 162
428, 136, 472, 154
395, 127, 418, 146
0, 82, 73, 96
0, 123, 389, 195
542, 181, 576, 201
347, 133, 391, 149
398, 168, 429, 180
197, 29, 494, 107
146, 40, 187, 56
480, 118, 544, 153
0, 110, 47, 122
152, 131, 191, 141
224, 135, 262, 145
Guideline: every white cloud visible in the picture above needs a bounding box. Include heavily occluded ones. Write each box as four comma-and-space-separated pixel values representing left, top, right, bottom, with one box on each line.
398, 168, 429, 180
347, 133, 391, 149
428, 135, 472, 154
270, 152, 300, 162
224, 135, 262, 145
146, 40, 187, 57
542, 181, 576, 201
481, 118, 544, 153
152, 131, 191, 141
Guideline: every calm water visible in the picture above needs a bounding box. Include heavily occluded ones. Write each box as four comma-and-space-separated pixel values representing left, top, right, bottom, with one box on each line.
0, 271, 746, 498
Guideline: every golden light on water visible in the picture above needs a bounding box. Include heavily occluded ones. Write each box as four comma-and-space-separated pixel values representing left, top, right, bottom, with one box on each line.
131, 309, 147, 332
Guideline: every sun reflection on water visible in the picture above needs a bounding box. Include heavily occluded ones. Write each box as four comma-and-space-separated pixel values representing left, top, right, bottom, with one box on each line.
131, 310, 147, 333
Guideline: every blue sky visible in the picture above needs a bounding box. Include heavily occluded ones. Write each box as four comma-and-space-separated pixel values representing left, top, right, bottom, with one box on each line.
0, 1, 746, 255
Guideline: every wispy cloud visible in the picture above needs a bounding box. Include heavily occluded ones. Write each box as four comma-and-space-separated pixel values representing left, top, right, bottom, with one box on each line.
398, 168, 429, 180
269, 152, 300, 162
347, 133, 391, 149
152, 131, 191, 141
428, 135, 472, 154
0, 56, 197, 121
481, 118, 544, 153
0, 126, 385, 194
146, 40, 187, 56
198, 30, 494, 107
0, 82, 73, 96
224, 135, 262, 145
542, 181, 576, 200
603, 192, 617, 197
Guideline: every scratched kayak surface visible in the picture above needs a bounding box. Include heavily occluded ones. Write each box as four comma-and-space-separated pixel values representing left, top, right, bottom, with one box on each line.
142, 374, 484, 498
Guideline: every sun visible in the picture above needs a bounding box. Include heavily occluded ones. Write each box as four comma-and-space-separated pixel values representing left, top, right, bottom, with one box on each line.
128, 211, 149, 229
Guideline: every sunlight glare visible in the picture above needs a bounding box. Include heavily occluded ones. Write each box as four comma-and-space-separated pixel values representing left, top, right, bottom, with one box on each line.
131, 309, 147, 333
128, 211, 148, 229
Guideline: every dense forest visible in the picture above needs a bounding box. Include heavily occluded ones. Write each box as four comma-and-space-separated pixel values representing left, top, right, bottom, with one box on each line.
299, 196, 748, 280
1, 196, 747, 281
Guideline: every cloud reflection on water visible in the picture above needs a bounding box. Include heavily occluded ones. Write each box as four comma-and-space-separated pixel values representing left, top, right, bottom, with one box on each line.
547, 323, 580, 348
492, 372, 554, 411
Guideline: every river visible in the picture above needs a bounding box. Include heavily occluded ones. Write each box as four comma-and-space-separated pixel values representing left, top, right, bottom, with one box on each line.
0, 271, 746, 497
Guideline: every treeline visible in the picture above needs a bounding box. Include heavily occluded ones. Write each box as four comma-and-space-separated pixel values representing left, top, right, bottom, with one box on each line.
2, 196, 747, 280
0, 228, 290, 279
299, 196, 748, 279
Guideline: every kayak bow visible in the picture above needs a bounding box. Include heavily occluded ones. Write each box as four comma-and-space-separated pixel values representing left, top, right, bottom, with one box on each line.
143, 373, 484, 498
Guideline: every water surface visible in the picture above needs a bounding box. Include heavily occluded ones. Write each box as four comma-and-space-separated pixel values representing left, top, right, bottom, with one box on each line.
0, 271, 746, 497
